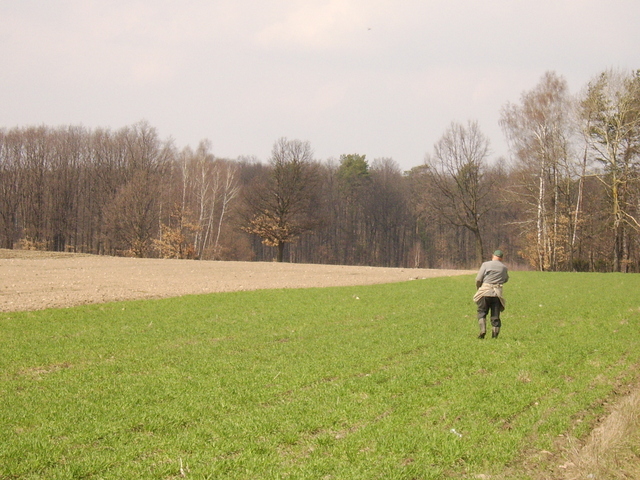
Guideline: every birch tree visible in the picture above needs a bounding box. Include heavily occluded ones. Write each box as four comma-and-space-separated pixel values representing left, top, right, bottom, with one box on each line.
580, 69, 640, 271
500, 72, 576, 270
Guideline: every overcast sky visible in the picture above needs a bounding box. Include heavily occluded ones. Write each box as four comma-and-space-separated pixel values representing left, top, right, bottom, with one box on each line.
1, 1, 638, 170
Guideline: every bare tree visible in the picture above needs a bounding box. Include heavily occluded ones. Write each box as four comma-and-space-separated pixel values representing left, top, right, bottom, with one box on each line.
212, 161, 240, 257
580, 69, 640, 271
365, 158, 409, 266
0, 130, 23, 248
3, 98, 640, 270
424, 120, 492, 266
171, 142, 240, 260
17, 127, 50, 248
242, 138, 320, 262
48, 127, 84, 251
102, 170, 161, 257
101, 123, 172, 257
501, 72, 576, 270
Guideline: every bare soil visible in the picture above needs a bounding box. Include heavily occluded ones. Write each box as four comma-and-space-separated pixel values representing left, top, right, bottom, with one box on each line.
0, 249, 474, 312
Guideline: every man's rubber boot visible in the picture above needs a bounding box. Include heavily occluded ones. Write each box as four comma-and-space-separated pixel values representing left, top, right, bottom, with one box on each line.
478, 318, 486, 339
492, 327, 500, 339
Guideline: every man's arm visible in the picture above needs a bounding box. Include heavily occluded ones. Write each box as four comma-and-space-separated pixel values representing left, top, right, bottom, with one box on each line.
475, 264, 485, 289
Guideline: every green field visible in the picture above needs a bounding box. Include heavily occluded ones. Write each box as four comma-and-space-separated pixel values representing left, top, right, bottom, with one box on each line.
1, 272, 639, 479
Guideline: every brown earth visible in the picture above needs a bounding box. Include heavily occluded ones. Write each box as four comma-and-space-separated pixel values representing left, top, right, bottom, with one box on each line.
0, 249, 474, 312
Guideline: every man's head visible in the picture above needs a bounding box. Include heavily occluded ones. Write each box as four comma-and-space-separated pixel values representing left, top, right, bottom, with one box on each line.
492, 250, 503, 260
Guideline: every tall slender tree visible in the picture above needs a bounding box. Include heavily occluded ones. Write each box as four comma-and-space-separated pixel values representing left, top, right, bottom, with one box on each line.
336, 154, 370, 264
500, 72, 576, 270
580, 69, 640, 271
0, 130, 23, 248
423, 120, 492, 266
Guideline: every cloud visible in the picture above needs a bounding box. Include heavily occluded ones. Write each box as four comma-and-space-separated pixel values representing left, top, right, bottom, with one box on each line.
254, 0, 384, 51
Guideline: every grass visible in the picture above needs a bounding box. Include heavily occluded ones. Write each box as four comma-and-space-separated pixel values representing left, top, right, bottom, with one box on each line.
1, 272, 640, 479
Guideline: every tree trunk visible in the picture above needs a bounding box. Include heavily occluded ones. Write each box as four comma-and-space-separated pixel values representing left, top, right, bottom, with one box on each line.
473, 227, 484, 266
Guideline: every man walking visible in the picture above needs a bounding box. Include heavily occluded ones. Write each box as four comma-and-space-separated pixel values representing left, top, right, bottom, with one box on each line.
474, 250, 509, 339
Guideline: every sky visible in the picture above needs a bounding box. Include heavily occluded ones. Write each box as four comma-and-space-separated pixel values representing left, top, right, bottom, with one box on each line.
1, 1, 639, 171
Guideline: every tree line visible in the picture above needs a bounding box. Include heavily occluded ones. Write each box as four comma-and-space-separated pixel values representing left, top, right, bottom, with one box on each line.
1, 69, 639, 272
